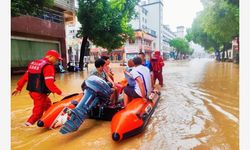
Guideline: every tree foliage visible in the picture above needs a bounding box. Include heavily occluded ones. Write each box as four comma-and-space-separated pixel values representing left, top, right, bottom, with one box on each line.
186, 0, 239, 60
77, 0, 137, 70
11, 0, 54, 17
186, 14, 220, 52
169, 38, 192, 56
202, 0, 239, 44
77, 0, 137, 51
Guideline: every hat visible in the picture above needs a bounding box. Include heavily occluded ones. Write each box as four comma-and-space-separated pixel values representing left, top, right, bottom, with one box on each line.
155, 51, 160, 55
46, 50, 63, 60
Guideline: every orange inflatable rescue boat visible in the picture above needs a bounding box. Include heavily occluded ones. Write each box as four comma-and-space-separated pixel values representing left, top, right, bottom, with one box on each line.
111, 90, 160, 141
37, 76, 128, 129
37, 93, 83, 129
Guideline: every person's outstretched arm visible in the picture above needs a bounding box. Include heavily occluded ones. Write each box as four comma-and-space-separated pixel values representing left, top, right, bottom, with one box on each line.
12, 71, 28, 96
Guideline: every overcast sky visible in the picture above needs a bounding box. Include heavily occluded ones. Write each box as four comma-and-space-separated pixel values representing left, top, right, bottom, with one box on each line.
163, 0, 204, 32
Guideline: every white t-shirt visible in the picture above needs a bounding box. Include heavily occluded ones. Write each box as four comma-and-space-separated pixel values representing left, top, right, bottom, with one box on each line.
130, 65, 152, 97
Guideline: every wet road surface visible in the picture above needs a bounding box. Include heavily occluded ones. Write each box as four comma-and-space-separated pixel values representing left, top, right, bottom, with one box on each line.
11, 58, 239, 150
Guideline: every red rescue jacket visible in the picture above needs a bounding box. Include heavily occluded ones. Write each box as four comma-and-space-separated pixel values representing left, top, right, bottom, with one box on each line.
150, 56, 164, 72
26, 59, 52, 94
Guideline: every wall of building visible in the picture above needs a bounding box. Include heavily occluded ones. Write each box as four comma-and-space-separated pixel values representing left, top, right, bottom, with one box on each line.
12, 15, 66, 38
161, 25, 176, 55
175, 26, 185, 38
130, 5, 141, 30
142, 1, 163, 52
11, 15, 67, 74
54, 0, 75, 12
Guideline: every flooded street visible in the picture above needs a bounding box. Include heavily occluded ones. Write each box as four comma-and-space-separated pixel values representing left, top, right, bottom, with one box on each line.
11, 58, 239, 150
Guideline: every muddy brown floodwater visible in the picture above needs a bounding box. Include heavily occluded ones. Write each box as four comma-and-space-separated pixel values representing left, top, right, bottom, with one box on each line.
11, 58, 239, 150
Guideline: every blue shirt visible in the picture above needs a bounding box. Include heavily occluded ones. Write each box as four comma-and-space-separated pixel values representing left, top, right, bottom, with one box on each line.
124, 67, 136, 87
143, 60, 152, 72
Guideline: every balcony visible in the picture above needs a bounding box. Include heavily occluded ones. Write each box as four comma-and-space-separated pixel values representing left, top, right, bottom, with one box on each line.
37, 8, 64, 24
54, 0, 75, 12
54, 0, 76, 24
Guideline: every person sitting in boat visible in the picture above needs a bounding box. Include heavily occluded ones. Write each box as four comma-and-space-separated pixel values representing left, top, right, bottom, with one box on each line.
123, 56, 152, 106
123, 59, 136, 88
101, 55, 114, 81
90, 58, 118, 105
139, 52, 154, 89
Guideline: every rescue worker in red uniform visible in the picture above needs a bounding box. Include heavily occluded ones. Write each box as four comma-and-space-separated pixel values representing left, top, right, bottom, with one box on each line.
12, 50, 65, 126
150, 51, 165, 87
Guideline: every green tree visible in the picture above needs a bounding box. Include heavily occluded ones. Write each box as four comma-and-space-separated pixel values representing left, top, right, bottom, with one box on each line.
201, 0, 239, 61
187, 0, 239, 61
76, 0, 137, 70
186, 14, 221, 60
11, 0, 54, 17
202, 0, 239, 41
169, 38, 191, 59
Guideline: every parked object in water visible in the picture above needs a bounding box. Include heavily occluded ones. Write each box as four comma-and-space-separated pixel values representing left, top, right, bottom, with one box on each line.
55, 62, 66, 73
67, 61, 80, 72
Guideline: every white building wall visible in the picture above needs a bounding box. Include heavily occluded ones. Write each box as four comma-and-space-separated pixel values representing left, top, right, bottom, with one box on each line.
65, 18, 82, 63
143, 1, 163, 52
161, 25, 176, 53
175, 26, 185, 38
130, 5, 140, 30
130, 5, 149, 31
129, 0, 163, 53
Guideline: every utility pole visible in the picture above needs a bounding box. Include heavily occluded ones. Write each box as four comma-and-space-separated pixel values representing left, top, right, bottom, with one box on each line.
142, 31, 144, 53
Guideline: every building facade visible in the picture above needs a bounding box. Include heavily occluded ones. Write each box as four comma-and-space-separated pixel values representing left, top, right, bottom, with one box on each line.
161, 25, 177, 59
175, 26, 185, 38
124, 30, 155, 61
141, 0, 164, 53
65, 17, 82, 63
11, 0, 76, 74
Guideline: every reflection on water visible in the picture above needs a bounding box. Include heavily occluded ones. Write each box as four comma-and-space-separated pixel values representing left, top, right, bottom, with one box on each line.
11, 59, 239, 150
140, 59, 239, 150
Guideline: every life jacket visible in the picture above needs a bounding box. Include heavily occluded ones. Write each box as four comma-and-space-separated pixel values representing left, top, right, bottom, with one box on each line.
150, 57, 164, 72
26, 59, 52, 94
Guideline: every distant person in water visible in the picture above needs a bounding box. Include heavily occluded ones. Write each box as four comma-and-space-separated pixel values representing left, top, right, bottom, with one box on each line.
150, 51, 164, 87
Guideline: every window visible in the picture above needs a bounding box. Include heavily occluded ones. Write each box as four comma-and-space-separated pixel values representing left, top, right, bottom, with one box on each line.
151, 30, 156, 37
11, 39, 59, 67
142, 8, 148, 15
